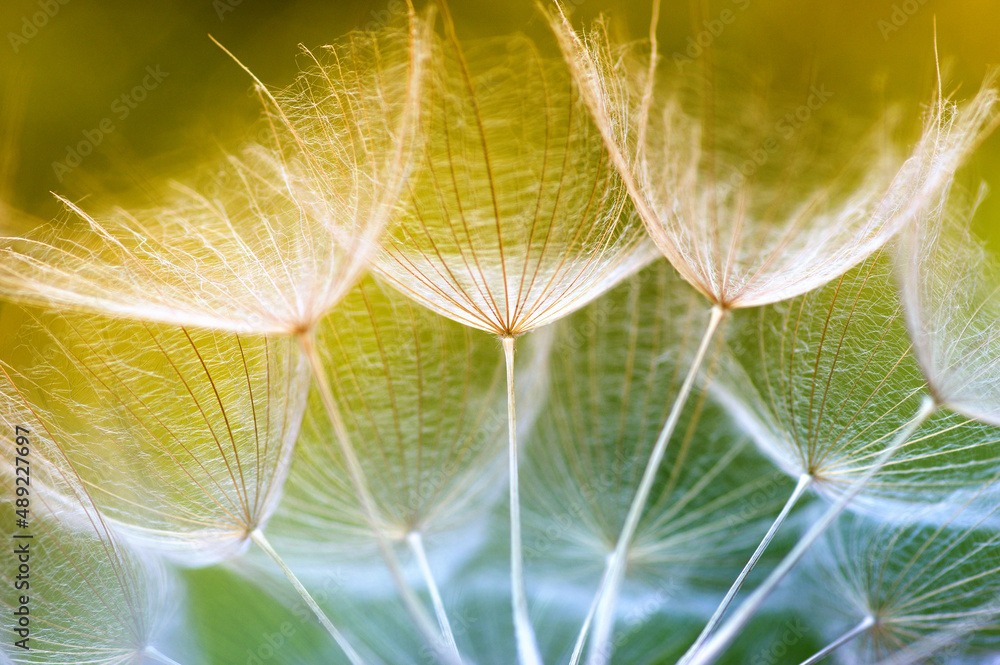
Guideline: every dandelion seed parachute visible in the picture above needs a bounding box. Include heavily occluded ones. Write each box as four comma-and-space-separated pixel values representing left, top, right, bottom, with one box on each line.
0, 390, 184, 664
899, 185, 1000, 429
547, 8, 999, 311
0, 3, 429, 336
718, 251, 1000, 520
0, 147, 370, 336
372, 25, 654, 337
266, 4, 432, 297
3, 307, 310, 567
802, 502, 1000, 665
363, 11, 653, 662
0, 502, 181, 665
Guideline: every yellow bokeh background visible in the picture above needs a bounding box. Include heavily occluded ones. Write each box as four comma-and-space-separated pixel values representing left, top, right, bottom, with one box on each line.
1, 0, 998, 243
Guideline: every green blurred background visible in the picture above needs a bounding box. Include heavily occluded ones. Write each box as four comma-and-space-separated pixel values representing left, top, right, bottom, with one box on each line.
1, 0, 999, 241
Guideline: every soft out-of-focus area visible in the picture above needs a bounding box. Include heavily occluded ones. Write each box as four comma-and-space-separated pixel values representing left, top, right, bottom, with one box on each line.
0, 0, 998, 242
